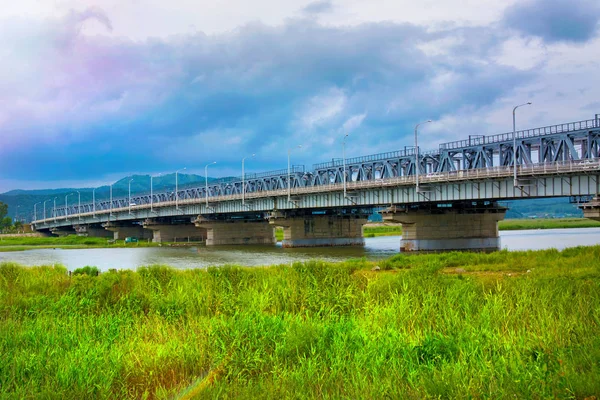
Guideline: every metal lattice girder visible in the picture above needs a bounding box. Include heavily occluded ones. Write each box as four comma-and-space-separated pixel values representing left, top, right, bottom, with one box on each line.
45, 116, 600, 220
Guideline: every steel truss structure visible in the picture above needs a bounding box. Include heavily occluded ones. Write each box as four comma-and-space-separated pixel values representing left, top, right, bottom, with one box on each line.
36, 116, 600, 221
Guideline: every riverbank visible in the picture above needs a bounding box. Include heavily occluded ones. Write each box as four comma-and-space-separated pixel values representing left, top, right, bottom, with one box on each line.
1, 246, 599, 398
360, 217, 600, 238
0, 236, 199, 252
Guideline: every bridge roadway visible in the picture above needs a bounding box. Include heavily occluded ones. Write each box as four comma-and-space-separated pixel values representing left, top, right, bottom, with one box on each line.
33, 115, 600, 252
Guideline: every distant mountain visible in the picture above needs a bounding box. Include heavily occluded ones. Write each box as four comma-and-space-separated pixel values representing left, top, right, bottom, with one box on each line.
0, 173, 219, 222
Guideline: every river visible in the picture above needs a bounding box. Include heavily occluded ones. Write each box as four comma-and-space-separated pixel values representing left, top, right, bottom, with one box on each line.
0, 228, 598, 271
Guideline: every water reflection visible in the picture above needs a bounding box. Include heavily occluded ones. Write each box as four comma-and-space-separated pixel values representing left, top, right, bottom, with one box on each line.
0, 228, 598, 271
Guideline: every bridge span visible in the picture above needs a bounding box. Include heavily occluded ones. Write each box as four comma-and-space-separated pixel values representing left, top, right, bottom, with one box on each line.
32, 116, 600, 252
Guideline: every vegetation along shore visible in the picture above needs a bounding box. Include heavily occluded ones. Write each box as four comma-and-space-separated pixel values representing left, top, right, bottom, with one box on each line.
1, 246, 599, 398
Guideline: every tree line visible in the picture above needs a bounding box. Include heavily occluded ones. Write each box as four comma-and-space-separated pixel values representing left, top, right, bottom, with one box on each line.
0, 202, 24, 233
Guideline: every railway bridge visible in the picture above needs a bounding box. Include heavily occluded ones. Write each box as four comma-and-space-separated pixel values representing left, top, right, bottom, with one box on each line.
32, 115, 600, 252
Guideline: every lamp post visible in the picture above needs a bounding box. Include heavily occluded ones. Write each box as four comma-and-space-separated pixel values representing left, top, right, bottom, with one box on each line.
34, 202, 41, 222
53, 197, 57, 222
513, 102, 532, 187
44, 199, 51, 221
151, 173, 162, 213
92, 188, 96, 218
65, 193, 73, 219
342, 133, 349, 198
128, 178, 134, 214
77, 191, 81, 220
288, 145, 302, 202
15, 205, 20, 223
242, 154, 255, 205
414, 120, 432, 193
205, 162, 216, 207
109, 184, 113, 220
175, 167, 186, 210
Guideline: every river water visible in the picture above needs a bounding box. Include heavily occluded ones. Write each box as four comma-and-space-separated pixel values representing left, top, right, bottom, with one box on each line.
1, 228, 598, 271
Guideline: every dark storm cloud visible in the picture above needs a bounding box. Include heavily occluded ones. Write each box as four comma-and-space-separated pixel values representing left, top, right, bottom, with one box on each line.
0, 10, 533, 188
503, 0, 600, 43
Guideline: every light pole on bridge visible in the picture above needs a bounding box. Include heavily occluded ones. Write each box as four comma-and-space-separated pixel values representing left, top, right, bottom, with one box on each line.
342, 133, 349, 198
128, 178, 134, 215
34, 202, 41, 223
65, 193, 74, 220
288, 145, 302, 202
44, 199, 51, 221
175, 167, 186, 211
414, 120, 432, 193
150, 173, 162, 213
205, 162, 216, 207
77, 191, 81, 221
242, 154, 255, 206
53, 197, 57, 222
92, 188, 96, 218
513, 102, 532, 187
109, 184, 113, 220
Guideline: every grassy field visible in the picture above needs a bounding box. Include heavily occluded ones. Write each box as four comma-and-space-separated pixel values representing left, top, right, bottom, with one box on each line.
0, 235, 191, 252
360, 218, 600, 238
1, 246, 599, 398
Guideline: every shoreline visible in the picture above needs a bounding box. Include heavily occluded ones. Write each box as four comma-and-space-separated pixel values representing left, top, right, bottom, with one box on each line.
0, 218, 598, 251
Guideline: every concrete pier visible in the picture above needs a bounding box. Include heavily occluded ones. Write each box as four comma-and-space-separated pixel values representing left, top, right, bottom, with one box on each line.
195, 217, 275, 246
580, 197, 600, 221
74, 224, 113, 238
50, 227, 76, 236
103, 223, 152, 240
383, 203, 506, 252
269, 212, 367, 248
143, 221, 206, 243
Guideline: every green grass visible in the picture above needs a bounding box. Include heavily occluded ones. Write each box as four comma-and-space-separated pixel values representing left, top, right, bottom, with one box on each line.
499, 217, 600, 230
360, 218, 600, 238
0, 235, 196, 252
1, 246, 600, 398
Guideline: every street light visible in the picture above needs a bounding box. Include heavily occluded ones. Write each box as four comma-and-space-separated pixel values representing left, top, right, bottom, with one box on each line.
415, 120, 432, 193
288, 145, 302, 202
342, 133, 349, 198
77, 191, 81, 220
513, 102, 532, 187
128, 178, 134, 214
53, 197, 57, 222
150, 173, 162, 213
44, 199, 51, 221
175, 167, 186, 210
15, 205, 20, 223
205, 162, 216, 206
109, 184, 113, 220
242, 153, 255, 206
34, 202, 41, 222
92, 188, 96, 218
65, 193, 74, 219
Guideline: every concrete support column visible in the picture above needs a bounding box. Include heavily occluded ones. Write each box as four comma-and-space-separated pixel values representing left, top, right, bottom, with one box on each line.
104, 224, 152, 241
580, 197, 600, 221
270, 213, 367, 248
143, 223, 207, 243
195, 217, 275, 246
74, 225, 113, 238
50, 227, 76, 237
383, 205, 506, 252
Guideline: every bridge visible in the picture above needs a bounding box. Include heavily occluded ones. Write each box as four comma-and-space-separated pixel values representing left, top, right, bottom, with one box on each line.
32, 115, 600, 252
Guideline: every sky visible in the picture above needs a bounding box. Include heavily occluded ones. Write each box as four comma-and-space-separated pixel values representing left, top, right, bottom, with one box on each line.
1, 0, 599, 192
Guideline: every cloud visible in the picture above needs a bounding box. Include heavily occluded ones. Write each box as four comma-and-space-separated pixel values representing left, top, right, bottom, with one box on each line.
0, 8, 555, 191
302, 0, 334, 15
503, 0, 600, 44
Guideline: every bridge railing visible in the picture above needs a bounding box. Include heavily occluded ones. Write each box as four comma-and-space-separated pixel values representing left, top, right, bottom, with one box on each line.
33, 158, 600, 225
440, 118, 599, 150
313, 148, 419, 170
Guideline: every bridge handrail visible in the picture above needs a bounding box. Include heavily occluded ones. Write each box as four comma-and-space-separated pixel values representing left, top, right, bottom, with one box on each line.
440, 118, 598, 150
